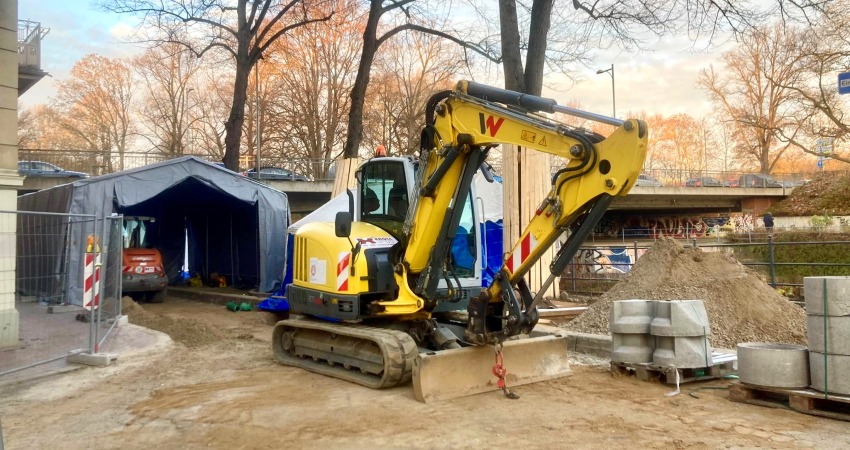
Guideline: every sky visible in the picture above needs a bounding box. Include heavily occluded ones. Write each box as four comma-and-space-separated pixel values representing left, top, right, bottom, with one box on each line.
18, 0, 733, 120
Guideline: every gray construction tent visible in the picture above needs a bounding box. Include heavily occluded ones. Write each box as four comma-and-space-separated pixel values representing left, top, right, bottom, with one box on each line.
18, 156, 290, 306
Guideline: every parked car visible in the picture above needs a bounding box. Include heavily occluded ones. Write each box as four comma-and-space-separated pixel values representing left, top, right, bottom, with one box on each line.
684, 176, 722, 187
18, 161, 89, 178
723, 179, 739, 187
635, 173, 663, 187
244, 167, 309, 181
738, 173, 783, 188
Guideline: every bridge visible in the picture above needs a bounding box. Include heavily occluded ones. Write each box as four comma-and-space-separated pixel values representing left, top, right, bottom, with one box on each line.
18, 174, 790, 219
613, 185, 789, 212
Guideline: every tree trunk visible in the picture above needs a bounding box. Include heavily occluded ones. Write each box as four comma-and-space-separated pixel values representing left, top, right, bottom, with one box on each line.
342, 0, 383, 159
524, 0, 553, 96
499, 0, 524, 92
224, 62, 251, 170
223, 4, 252, 171
500, 0, 557, 298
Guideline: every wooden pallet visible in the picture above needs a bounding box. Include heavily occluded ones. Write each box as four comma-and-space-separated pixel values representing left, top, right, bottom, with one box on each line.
728, 382, 850, 422
611, 352, 737, 385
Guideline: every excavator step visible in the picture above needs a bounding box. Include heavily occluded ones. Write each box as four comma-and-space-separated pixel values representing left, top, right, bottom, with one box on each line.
412, 334, 572, 403
272, 318, 418, 389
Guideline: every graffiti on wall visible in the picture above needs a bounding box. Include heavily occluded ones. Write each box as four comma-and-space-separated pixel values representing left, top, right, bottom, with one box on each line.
572, 246, 648, 275
596, 213, 762, 238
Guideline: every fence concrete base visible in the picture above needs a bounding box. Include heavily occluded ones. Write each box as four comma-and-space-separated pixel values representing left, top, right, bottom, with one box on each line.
0, 309, 19, 348
111, 315, 128, 327
47, 304, 83, 314
66, 352, 118, 367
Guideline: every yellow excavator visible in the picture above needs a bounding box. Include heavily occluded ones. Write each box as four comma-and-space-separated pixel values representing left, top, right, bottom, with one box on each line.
273, 81, 647, 401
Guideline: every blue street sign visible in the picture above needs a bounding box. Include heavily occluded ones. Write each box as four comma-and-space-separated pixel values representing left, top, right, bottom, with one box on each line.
840, 72, 850, 95
818, 158, 824, 168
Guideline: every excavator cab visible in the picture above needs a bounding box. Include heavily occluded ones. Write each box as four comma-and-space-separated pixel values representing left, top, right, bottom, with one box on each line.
355, 156, 484, 310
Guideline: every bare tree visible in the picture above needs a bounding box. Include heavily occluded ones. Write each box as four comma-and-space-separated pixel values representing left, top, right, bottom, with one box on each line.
362, 29, 465, 156
341, 0, 501, 158
764, 2, 850, 164
261, 0, 362, 177
18, 104, 91, 150
134, 43, 203, 156
192, 68, 235, 160
699, 23, 808, 174
53, 54, 135, 173
102, 0, 336, 170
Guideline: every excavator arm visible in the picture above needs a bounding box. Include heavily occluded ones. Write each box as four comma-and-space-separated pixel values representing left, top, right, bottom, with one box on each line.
389, 81, 647, 343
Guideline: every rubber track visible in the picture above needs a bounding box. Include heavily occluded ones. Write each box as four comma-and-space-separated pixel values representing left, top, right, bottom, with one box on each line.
272, 318, 418, 389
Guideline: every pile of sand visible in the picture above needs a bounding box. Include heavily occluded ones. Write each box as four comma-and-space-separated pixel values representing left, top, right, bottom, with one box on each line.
565, 238, 806, 349
123, 297, 224, 347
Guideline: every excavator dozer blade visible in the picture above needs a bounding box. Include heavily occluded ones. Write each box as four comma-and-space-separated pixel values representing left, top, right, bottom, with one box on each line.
412, 334, 571, 403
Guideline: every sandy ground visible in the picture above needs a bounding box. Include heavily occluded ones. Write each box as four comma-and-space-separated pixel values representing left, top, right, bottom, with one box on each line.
1, 297, 849, 450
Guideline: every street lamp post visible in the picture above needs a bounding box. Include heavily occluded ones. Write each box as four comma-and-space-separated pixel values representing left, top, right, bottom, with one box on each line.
596, 64, 615, 118
255, 63, 262, 179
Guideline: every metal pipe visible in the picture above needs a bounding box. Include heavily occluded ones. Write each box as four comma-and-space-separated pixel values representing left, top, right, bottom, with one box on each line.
0, 349, 85, 377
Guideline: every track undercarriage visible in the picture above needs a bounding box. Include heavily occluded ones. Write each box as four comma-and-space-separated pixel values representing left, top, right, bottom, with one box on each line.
272, 317, 419, 389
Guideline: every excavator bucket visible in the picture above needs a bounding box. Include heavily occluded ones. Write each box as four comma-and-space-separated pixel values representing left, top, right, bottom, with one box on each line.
412, 334, 572, 403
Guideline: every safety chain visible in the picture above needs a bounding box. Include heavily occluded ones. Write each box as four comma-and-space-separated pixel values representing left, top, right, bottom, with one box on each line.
492, 343, 519, 399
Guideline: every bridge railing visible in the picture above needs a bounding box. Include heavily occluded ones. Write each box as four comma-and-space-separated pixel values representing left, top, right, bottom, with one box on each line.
638, 168, 847, 188
17, 149, 338, 181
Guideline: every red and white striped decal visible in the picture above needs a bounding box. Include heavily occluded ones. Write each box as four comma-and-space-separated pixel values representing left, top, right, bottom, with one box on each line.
506, 233, 537, 273
83, 252, 101, 310
337, 252, 351, 291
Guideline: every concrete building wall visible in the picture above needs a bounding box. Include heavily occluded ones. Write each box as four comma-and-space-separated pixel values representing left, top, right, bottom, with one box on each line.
0, 0, 22, 347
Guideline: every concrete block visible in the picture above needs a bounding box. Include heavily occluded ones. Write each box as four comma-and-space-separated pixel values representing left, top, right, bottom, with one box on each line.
653, 335, 713, 369
66, 352, 118, 367
807, 315, 850, 355
737, 342, 809, 388
561, 331, 612, 359
650, 300, 711, 337
611, 332, 654, 364
610, 300, 653, 334
804, 276, 850, 316
809, 351, 850, 395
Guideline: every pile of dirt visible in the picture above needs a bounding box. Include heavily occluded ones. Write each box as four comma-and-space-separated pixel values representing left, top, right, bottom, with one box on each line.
565, 239, 806, 349
123, 297, 225, 347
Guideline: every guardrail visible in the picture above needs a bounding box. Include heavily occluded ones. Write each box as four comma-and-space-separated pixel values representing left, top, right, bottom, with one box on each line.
17, 149, 338, 181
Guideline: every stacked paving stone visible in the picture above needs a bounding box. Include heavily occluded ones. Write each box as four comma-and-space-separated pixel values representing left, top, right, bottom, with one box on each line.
610, 299, 713, 368
805, 276, 850, 395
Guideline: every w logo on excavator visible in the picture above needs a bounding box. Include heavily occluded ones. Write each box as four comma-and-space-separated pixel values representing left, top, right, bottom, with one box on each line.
479, 113, 504, 137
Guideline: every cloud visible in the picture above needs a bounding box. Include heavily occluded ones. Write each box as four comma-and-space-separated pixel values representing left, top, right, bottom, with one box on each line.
109, 22, 136, 41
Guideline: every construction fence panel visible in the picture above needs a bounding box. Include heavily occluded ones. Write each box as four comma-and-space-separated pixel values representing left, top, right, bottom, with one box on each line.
0, 211, 122, 378
93, 215, 124, 353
